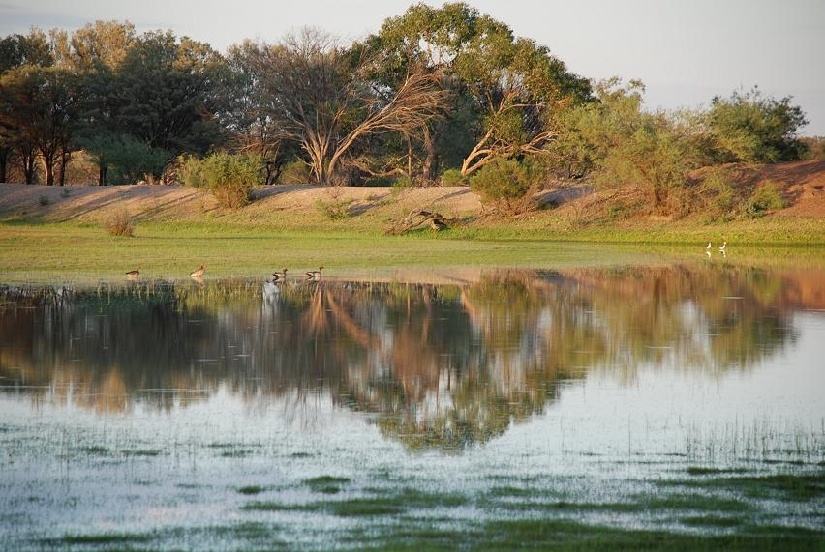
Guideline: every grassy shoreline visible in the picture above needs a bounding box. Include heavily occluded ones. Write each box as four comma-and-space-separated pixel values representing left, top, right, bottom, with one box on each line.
2, 217, 824, 284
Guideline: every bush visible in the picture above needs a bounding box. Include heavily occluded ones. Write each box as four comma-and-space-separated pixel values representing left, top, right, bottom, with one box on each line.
176, 155, 204, 188
315, 197, 354, 220
747, 181, 785, 217
279, 159, 313, 185
180, 152, 264, 210
699, 167, 738, 221
469, 158, 544, 214
441, 169, 467, 187
391, 174, 413, 189
105, 208, 135, 237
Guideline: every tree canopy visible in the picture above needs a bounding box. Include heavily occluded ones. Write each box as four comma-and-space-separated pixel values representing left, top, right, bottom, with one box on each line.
0, 3, 812, 200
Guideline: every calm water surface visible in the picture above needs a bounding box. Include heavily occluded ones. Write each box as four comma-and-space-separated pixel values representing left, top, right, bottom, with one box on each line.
1, 262, 823, 548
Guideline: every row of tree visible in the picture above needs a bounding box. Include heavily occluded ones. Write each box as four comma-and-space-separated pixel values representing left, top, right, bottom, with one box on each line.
0, 3, 813, 207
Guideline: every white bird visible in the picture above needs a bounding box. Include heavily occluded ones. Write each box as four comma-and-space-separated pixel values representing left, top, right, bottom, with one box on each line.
718, 241, 727, 253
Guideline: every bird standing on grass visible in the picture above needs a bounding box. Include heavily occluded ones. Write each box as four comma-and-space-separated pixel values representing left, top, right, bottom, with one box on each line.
718, 241, 727, 254
272, 268, 288, 282
125, 268, 140, 280
305, 266, 323, 281
190, 265, 205, 278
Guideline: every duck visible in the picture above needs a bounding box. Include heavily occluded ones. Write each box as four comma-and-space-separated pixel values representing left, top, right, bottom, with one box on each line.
305, 266, 323, 281
125, 268, 140, 279
190, 265, 205, 278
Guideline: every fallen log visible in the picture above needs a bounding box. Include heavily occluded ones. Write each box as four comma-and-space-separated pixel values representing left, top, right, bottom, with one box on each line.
385, 209, 450, 235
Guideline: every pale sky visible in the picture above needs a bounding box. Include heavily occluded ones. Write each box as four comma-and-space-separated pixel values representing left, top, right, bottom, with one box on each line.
3, 0, 824, 135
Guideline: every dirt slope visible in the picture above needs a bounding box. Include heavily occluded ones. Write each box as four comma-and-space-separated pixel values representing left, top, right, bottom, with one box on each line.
0, 160, 823, 224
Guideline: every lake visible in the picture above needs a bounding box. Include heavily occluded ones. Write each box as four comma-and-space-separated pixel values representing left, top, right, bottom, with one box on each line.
1, 260, 823, 550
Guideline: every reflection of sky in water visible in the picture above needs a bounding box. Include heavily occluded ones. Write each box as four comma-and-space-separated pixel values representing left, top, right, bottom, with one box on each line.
3, 311, 821, 463
2, 269, 824, 545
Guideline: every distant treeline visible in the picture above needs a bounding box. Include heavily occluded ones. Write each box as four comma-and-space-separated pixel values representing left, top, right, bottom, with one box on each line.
0, 3, 819, 213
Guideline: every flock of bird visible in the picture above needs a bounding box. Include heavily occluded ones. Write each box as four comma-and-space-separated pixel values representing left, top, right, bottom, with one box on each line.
125, 241, 728, 282
125, 242, 729, 282
705, 241, 727, 257
124, 265, 324, 282
125, 240, 728, 281
266, 266, 323, 283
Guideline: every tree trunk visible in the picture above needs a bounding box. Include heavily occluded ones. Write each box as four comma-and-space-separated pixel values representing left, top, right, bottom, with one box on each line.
98, 161, 107, 186
421, 127, 437, 183
21, 151, 36, 184
0, 149, 7, 183
43, 155, 55, 186
58, 150, 71, 187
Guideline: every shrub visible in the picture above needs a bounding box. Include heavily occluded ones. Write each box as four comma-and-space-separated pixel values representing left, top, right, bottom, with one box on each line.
39, 195, 50, 206
441, 168, 467, 187
106, 208, 135, 237
315, 197, 354, 220
176, 155, 204, 188
469, 158, 544, 214
279, 159, 312, 185
181, 152, 264, 210
391, 174, 413, 189
699, 168, 738, 221
747, 181, 785, 217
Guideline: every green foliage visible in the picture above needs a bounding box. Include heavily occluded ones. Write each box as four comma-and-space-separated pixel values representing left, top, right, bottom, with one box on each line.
315, 197, 354, 220
180, 152, 263, 209
367, 3, 592, 179
699, 167, 738, 221
707, 86, 808, 163
390, 174, 413, 189
99, 135, 173, 184
278, 159, 312, 185
105, 208, 135, 236
747, 181, 785, 217
547, 78, 646, 180
440, 168, 467, 187
107, 31, 225, 155
621, 118, 696, 214
547, 78, 699, 216
800, 136, 825, 160
469, 158, 543, 214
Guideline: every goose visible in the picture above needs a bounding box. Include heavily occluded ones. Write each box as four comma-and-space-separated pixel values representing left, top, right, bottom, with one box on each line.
305, 266, 323, 281
271, 268, 288, 282
125, 268, 140, 279
705, 242, 712, 250
190, 265, 205, 278
718, 241, 727, 253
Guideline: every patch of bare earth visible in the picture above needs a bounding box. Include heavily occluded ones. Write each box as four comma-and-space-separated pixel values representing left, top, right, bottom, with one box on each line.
0, 160, 823, 224
0, 183, 218, 222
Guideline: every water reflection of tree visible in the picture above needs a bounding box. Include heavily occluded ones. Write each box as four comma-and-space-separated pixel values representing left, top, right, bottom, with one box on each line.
0, 264, 807, 450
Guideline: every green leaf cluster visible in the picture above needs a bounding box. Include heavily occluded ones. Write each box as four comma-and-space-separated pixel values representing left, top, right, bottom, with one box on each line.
469, 157, 543, 214
707, 87, 808, 163
178, 152, 263, 209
